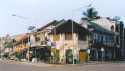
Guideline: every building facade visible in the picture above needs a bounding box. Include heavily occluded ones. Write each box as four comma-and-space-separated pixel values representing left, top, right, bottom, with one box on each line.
80, 18, 118, 61
48, 20, 90, 64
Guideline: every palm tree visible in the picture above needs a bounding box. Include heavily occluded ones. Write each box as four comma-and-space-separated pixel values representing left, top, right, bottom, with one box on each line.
83, 7, 98, 21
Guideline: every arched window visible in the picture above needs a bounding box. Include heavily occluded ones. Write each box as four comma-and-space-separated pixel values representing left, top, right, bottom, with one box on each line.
111, 25, 114, 31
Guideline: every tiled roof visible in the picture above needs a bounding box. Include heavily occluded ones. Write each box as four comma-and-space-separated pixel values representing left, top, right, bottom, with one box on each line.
14, 34, 28, 42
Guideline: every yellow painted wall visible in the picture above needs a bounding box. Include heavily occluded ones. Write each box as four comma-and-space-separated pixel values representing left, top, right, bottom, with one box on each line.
15, 44, 29, 52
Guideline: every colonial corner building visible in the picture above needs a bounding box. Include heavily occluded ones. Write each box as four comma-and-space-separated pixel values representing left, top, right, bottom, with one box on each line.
0, 17, 125, 64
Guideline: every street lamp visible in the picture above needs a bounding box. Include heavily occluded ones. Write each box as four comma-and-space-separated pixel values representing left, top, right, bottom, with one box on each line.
101, 47, 104, 61
0, 38, 2, 60
87, 48, 91, 62
12, 14, 28, 19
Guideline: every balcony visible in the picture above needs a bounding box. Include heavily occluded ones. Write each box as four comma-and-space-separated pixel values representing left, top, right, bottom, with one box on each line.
92, 39, 115, 47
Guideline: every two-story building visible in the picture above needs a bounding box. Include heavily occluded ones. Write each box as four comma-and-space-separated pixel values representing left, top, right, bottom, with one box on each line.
80, 18, 118, 61
28, 20, 65, 63
47, 19, 90, 64
30, 19, 90, 64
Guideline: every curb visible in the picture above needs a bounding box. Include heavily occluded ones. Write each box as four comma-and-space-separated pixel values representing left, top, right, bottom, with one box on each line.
15, 61, 65, 67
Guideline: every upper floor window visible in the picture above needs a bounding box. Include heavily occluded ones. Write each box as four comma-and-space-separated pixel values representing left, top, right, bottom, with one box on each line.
65, 33, 72, 40
94, 34, 103, 43
53, 34, 60, 41
93, 33, 97, 40
78, 33, 87, 41
97, 34, 101, 42
35, 36, 40, 42
100, 35, 103, 42
111, 25, 115, 32
103, 35, 106, 43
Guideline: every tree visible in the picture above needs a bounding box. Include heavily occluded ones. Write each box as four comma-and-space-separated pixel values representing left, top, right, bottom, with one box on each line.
83, 7, 98, 21
4, 41, 13, 48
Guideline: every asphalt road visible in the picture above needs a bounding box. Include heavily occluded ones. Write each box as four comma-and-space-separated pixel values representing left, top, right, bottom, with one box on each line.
0, 60, 125, 71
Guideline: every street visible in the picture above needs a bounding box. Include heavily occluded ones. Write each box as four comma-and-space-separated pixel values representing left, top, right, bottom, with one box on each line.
0, 60, 125, 71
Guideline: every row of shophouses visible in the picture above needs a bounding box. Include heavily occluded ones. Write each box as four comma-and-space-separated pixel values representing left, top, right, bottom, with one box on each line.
0, 17, 125, 64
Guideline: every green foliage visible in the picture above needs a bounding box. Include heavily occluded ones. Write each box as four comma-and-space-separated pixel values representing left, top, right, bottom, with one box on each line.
83, 7, 98, 20
15, 52, 23, 60
4, 41, 13, 48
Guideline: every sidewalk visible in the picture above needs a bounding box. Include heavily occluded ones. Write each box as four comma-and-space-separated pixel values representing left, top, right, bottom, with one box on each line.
20, 62, 54, 67
83, 61, 125, 65
1, 59, 125, 67
0, 58, 64, 67
12, 60, 65, 67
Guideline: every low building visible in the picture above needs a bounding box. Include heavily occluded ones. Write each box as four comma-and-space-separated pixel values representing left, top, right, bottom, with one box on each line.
13, 34, 29, 60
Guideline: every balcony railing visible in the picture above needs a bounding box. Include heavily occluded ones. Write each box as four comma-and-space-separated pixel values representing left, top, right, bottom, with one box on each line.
90, 39, 115, 47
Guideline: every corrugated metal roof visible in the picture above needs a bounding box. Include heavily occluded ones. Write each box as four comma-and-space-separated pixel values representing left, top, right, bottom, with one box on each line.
49, 19, 90, 34
37, 19, 66, 31
89, 21, 116, 35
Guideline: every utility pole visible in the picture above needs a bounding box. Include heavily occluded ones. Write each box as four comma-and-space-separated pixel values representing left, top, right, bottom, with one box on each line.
0, 37, 2, 59
71, 0, 94, 64
71, 14, 74, 64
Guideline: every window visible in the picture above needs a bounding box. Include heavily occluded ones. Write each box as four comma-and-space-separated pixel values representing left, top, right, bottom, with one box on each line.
111, 25, 115, 31
65, 33, 72, 40
35, 36, 40, 42
53, 34, 60, 41
103, 36, 106, 43
98, 35, 102, 42
101, 35, 103, 43
78, 33, 87, 41
93, 33, 97, 40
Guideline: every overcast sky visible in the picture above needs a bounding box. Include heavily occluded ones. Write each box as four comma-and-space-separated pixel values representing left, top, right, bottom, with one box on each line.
0, 0, 125, 36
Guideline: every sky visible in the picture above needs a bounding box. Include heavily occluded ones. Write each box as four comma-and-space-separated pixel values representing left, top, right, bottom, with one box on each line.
0, 0, 125, 36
